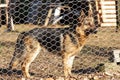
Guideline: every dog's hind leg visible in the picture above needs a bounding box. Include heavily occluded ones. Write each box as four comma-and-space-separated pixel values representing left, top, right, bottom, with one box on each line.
21, 36, 41, 78
9, 45, 25, 69
9, 32, 27, 69
9, 56, 21, 69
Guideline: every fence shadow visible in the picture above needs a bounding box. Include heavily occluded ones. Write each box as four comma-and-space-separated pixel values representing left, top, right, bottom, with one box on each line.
0, 68, 35, 76
81, 45, 118, 62
0, 41, 15, 48
72, 63, 104, 74
0, 64, 105, 77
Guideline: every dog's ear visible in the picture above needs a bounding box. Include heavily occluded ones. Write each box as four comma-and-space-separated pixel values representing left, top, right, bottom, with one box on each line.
79, 11, 85, 23
76, 26, 85, 35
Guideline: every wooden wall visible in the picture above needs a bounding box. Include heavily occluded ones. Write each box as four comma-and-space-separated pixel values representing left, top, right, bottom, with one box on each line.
96, 0, 117, 27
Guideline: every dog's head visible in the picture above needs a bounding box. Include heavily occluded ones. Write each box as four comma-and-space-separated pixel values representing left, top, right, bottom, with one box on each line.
84, 23, 98, 36
77, 11, 98, 36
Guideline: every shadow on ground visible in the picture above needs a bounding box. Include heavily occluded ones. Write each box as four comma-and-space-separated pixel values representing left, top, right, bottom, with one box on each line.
0, 68, 35, 77
72, 63, 105, 74
0, 63, 105, 78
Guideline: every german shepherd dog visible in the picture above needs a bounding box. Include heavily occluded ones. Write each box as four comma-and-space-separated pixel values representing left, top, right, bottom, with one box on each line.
8, 12, 97, 79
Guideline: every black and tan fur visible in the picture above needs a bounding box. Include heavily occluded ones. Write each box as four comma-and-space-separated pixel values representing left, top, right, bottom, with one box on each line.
8, 12, 97, 79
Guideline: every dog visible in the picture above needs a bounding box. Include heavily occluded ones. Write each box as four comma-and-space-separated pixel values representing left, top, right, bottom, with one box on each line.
8, 12, 97, 79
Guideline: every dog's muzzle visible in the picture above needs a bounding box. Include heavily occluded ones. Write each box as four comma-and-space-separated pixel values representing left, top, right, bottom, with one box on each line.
92, 29, 98, 34
85, 28, 98, 36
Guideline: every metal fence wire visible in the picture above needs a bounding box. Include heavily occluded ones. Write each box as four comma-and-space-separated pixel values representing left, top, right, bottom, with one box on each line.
0, 0, 120, 80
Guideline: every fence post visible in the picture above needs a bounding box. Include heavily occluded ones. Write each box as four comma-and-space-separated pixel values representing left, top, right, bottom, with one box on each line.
5, 0, 8, 27
6, 0, 14, 32
0, 0, 10, 28
90, 0, 100, 28
115, 0, 119, 32
0, 0, 1, 27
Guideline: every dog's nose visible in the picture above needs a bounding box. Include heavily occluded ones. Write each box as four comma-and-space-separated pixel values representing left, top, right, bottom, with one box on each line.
89, 28, 98, 34
93, 29, 98, 34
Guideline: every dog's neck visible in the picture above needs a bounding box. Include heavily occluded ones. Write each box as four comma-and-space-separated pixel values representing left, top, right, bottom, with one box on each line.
75, 26, 88, 46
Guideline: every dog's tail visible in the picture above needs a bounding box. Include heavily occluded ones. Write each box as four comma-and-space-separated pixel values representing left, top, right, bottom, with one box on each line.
8, 32, 29, 69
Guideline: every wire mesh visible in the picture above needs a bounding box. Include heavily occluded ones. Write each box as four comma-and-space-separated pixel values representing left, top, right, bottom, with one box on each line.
0, 0, 120, 80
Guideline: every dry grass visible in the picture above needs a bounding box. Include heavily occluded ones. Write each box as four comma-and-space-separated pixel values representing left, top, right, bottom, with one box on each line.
0, 24, 120, 80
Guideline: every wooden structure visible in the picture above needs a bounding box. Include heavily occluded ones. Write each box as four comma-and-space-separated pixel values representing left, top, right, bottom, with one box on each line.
0, 0, 118, 31
113, 50, 120, 64
96, 0, 117, 27
0, 0, 14, 31
0, 0, 8, 27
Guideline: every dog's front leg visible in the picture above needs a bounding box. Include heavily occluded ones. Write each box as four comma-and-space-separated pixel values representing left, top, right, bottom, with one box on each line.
63, 53, 75, 79
21, 60, 31, 78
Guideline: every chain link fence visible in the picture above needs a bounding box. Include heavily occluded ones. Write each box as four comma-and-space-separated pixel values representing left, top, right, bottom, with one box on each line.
0, 0, 120, 80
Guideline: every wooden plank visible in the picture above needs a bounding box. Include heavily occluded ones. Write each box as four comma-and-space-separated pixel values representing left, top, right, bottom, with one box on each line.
0, 4, 7, 7
99, 10, 102, 13
102, 14, 116, 18
100, 1, 115, 5
11, 17, 14, 31
44, 8, 53, 26
102, 6, 115, 9
103, 19, 116, 22
101, 23, 116, 26
113, 50, 120, 63
102, 10, 116, 13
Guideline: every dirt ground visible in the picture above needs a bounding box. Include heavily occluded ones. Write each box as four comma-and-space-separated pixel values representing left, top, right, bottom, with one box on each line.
0, 24, 120, 80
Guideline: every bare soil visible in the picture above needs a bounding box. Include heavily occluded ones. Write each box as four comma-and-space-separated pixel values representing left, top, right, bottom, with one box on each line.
0, 24, 120, 80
